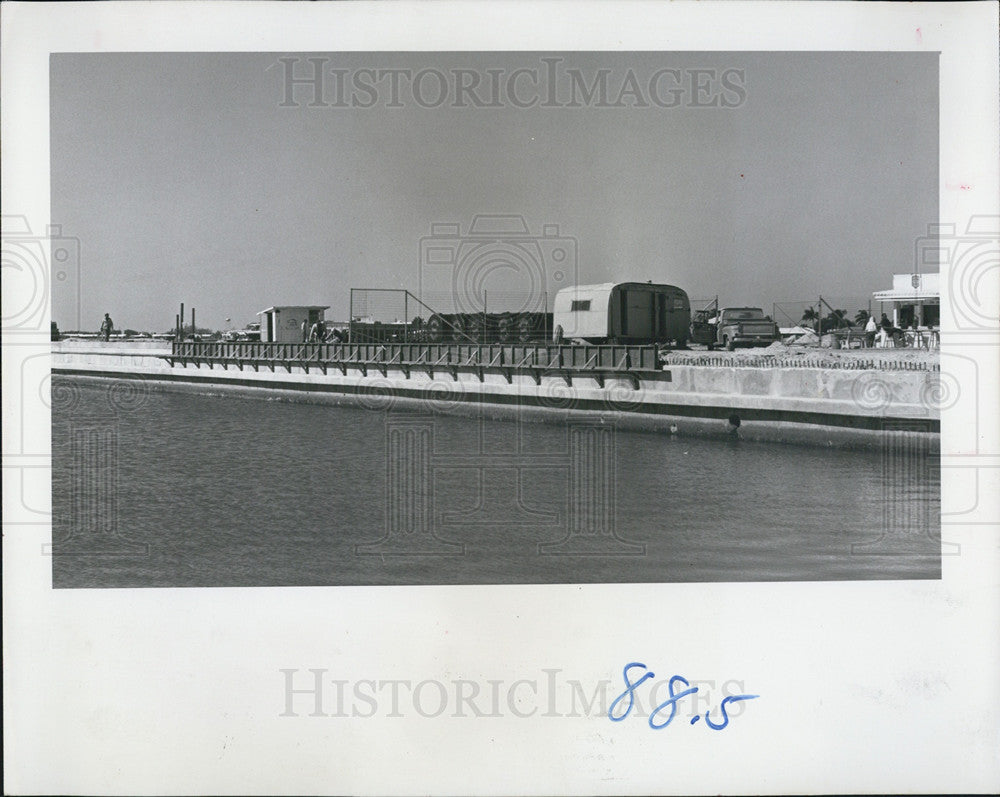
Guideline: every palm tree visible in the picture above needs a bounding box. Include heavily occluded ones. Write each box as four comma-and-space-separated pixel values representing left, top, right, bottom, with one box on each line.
829, 308, 851, 329
801, 306, 819, 332
854, 309, 870, 326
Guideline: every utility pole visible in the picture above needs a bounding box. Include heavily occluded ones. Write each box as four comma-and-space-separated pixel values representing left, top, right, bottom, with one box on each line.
543, 291, 548, 342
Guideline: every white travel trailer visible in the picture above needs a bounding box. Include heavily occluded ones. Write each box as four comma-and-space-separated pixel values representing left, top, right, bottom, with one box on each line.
551, 282, 690, 344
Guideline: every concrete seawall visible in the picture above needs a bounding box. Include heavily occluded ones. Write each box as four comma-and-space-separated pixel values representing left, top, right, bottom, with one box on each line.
51, 341, 940, 448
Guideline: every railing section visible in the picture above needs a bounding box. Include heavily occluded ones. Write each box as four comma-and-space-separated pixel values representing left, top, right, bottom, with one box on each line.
170, 341, 661, 371
172, 340, 937, 372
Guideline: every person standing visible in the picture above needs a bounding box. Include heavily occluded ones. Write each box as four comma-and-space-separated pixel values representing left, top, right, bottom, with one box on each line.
301, 319, 308, 343
864, 314, 877, 348
100, 312, 114, 341
927, 323, 939, 349
878, 313, 894, 348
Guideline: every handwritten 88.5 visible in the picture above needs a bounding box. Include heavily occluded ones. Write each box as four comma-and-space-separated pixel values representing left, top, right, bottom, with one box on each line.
609, 662, 759, 732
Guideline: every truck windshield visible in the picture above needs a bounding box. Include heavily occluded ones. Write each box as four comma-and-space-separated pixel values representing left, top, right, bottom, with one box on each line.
724, 309, 765, 320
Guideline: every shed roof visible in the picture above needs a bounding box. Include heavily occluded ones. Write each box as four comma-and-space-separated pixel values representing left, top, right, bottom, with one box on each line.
872, 273, 940, 302
257, 305, 330, 314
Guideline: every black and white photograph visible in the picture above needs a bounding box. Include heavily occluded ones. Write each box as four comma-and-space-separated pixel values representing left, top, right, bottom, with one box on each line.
47, 49, 944, 587
3, 2, 999, 795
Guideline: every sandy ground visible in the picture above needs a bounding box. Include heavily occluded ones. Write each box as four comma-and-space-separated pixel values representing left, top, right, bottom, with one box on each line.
662, 341, 940, 368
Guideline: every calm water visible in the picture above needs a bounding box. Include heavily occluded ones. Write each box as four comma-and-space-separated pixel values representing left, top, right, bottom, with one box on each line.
51, 377, 941, 588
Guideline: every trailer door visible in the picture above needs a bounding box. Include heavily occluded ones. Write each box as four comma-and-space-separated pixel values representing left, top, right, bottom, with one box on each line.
656, 293, 667, 339
623, 289, 654, 339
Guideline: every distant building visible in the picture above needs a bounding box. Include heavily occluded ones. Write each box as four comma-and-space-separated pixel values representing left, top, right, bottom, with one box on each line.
872, 273, 939, 328
257, 306, 330, 343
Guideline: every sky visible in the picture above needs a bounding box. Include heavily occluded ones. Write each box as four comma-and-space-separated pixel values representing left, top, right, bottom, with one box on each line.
50, 51, 938, 332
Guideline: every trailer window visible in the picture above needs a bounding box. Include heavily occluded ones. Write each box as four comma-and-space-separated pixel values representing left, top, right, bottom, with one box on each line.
571, 300, 591, 311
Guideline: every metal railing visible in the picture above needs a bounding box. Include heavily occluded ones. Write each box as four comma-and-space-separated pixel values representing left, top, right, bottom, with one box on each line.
168, 341, 662, 372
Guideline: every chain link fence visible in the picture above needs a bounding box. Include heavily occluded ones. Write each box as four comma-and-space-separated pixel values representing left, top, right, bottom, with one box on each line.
349, 288, 421, 343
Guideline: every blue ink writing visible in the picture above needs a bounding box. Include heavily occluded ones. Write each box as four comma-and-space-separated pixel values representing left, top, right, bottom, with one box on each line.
608, 662, 656, 722
607, 662, 759, 733
650, 675, 700, 730
704, 694, 759, 730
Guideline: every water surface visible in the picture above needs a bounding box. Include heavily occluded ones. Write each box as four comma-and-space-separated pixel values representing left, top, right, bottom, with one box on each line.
51, 378, 941, 587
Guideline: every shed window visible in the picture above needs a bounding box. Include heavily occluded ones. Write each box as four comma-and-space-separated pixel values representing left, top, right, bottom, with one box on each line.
571, 300, 591, 311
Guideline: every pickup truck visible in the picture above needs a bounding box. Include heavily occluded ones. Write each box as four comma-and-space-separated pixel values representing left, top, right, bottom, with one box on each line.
711, 307, 781, 350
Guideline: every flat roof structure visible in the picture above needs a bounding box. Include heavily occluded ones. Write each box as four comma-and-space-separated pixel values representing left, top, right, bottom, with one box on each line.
872, 273, 939, 303
872, 273, 940, 328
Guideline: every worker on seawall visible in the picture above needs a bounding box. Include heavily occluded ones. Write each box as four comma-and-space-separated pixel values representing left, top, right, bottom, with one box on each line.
100, 312, 114, 341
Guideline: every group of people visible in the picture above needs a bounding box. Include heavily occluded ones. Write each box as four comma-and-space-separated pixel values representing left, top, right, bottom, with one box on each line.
863, 313, 938, 349
301, 319, 345, 343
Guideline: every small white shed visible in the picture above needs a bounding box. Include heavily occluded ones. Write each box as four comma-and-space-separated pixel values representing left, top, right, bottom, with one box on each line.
257, 306, 330, 343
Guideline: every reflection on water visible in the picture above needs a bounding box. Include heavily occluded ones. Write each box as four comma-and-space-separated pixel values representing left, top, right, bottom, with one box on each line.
51, 378, 941, 588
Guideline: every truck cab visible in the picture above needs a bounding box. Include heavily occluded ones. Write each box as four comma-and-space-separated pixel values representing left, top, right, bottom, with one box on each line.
715, 307, 780, 350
